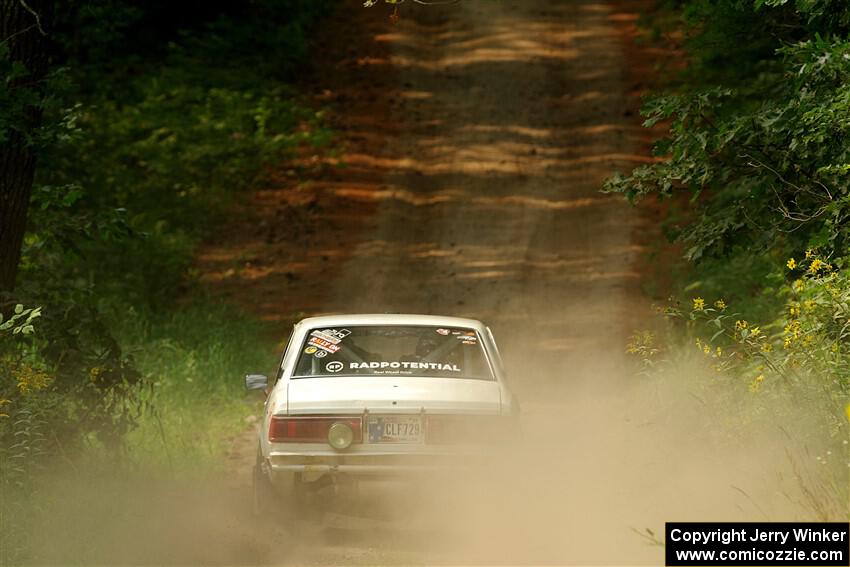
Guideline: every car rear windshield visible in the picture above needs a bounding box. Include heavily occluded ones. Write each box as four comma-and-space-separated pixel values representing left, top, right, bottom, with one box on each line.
292, 325, 493, 380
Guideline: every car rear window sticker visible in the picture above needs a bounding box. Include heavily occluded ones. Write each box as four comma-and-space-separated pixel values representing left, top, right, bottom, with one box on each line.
308, 335, 341, 353
349, 361, 461, 372
310, 329, 351, 344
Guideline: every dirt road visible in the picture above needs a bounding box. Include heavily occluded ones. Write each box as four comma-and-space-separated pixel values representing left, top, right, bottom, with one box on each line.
195, 1, 798, 564
203, 0, 652, 393
205, 0, 657, 563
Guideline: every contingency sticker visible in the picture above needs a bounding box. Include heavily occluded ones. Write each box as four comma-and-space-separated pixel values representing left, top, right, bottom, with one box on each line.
310, 329, 351, 345
308, 336, 341, 354
456, 331, 478, 345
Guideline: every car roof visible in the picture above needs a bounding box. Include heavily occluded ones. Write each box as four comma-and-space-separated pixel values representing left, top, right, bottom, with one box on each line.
296, 313, 487, 330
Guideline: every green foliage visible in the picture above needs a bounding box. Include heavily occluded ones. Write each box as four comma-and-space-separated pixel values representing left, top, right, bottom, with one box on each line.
117, 303, 273, 471
2, 2, 329, 563
629, 257, 849, 519
0, 304, 41, 336
29, 82, 327, 304
0, 306, 53, 566
25, 1, 333, 306
0, 20, 79, 153
658, 258, 849, 394
617, 0, 850, 520
1, 0, 331, 483
0, 44, 37, 144
605, 36, 850, 262
608, 0, 850, 368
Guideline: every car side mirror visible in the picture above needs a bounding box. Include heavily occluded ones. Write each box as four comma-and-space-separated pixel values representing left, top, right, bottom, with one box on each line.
245, 374, 268, 391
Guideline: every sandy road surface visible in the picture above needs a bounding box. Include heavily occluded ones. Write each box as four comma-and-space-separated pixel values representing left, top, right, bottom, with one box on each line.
204, 0, 652, 394
322, 0, 649, 391
193, 1, 801, 565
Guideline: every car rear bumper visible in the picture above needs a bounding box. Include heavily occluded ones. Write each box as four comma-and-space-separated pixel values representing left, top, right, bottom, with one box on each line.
266, 448, 494, 480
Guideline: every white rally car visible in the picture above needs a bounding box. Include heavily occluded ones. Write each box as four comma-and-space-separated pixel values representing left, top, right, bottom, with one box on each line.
246, 314, 519, 516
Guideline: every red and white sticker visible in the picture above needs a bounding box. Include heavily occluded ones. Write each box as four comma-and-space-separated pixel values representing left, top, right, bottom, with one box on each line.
308, 336, 341, 353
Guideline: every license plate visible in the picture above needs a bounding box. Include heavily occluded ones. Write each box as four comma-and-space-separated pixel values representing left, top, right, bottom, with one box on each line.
367, 416, 423, 444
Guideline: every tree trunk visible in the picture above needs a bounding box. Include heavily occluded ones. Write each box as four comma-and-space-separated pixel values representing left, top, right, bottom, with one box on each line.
0, 0, 52, 293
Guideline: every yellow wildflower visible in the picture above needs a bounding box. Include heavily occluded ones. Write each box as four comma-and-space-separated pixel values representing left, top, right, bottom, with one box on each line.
792, 279, 804, 292
787, 320, 802, 338
703, 345, 711, 355
788, 303, 800, 317
692, 297, 705, 311
13, 365, 51, 395
714, 299, 727, 310
805, 248, 814, 259
803, 300, 817, 312
749, 374, 765, 393
809, 258, 824, 273
749, 326, 761, 338
786, 258, 797, 270
761, 342, 773, 353
715, 346, 722, 357
626, 331, 655, 357
735, 320, 748, 332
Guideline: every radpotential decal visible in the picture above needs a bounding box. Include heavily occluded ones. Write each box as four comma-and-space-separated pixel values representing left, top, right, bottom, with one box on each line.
350, 361, 461, 372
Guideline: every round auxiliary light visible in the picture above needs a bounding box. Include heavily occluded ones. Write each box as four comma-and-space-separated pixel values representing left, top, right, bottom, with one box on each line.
327, 422, 354, 450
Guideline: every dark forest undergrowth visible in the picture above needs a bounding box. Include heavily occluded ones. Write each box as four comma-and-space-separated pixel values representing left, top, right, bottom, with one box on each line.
1, 2, 336, 563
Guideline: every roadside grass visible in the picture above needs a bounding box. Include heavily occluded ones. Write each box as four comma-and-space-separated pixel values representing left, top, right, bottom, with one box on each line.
632, 342, 849, 523
626, 256, 849, 522
0, 303, 278, 566
114, 302, 274, 473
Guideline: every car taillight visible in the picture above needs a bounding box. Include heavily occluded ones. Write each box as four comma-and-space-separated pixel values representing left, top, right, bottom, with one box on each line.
426, 415, 514, 445
269, 416, 362, 444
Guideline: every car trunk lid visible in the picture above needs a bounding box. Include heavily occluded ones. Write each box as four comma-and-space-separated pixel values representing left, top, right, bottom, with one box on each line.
284, 376, 501, 415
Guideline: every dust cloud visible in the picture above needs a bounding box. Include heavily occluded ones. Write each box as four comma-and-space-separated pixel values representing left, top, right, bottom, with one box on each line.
13, 353, 838, 566
11, 0, 845, 563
